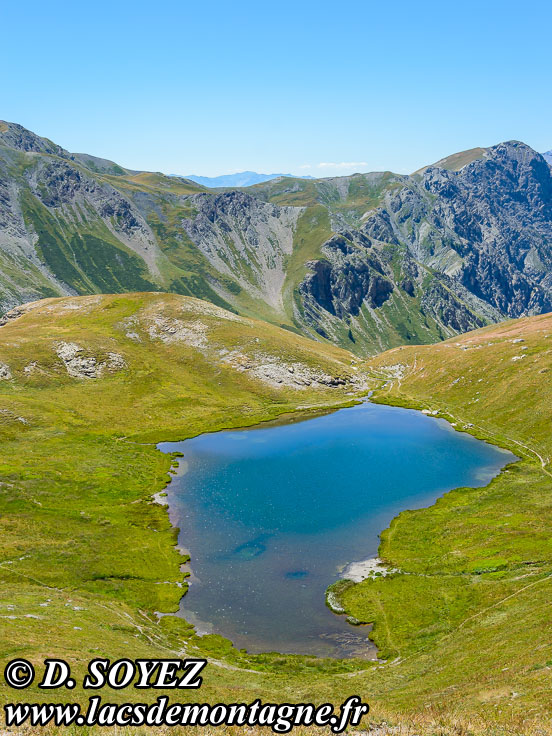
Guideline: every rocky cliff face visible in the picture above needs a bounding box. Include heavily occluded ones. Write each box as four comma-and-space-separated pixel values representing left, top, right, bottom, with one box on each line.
296, 142, 552, 351
297, 229, 489, 351
0, 130, 166, 311
369, 141, 552, 316
1, 121, 552, 355
0, 122, 66, 157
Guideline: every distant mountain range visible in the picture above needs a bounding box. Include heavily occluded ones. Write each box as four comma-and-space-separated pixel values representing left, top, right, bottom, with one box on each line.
183, 154, 552, 184
1, 119, 552, 355
176, 171, 314, 188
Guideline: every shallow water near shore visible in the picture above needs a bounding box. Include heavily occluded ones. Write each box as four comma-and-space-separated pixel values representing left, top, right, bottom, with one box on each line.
159, 402, 515, 658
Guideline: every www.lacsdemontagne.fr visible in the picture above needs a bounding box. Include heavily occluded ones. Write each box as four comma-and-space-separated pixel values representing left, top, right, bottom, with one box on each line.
5, 695, 369, 732
2, 658, 369, 732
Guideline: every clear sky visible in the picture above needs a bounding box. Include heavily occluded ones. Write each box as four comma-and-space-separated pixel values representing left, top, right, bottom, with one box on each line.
2, 0, 551, 177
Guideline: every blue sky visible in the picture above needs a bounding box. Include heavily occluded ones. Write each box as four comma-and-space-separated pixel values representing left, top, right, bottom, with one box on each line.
2, 0, 551, 177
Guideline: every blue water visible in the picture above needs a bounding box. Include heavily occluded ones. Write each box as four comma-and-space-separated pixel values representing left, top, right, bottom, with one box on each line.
159, 402, 515, 658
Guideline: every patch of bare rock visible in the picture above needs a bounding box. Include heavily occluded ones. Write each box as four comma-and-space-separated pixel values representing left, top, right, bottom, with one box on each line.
0, 363, 11, 380
219, 350, 364, 391
55, 342, 127, 379
341, 557, 400, 582
147, 316, 208, 348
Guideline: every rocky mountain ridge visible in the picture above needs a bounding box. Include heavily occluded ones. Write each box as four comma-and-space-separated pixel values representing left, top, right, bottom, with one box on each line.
1, 120, 552, 355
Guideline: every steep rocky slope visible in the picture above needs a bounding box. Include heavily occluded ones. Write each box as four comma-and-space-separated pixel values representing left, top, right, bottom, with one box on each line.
178, 191, 302, 311
364, 141, 552, 318
1, 121, 552, 355
255, 142, 552, 352
0, 122, 173, 307
0, 121, 306, 326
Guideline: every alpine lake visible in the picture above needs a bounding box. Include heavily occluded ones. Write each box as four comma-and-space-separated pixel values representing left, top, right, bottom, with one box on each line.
159, 401, 515, 659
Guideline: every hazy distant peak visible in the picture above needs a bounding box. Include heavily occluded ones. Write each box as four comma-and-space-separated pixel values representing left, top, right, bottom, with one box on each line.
543, 150, 552, 165
178, 171, 313, 188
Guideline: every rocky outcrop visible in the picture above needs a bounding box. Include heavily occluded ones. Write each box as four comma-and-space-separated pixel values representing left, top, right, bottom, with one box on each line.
0, 140, 164, 313
419, 280, 486, 334
28, 158, 162, 274
55, 342, 127, 379
0, 122, 66, 157
223, 351, 350, 390
363, 142, 552, 319
298, 229, 487, 347
0, 121, 128, 176
147, 316, 208, 347
299, 235, 395, 327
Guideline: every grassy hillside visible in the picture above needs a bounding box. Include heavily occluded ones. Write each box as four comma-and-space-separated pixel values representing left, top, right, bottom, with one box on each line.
0, 294, 379, 716
333, 314, 552, 730
247, 170, 403, 228
2, 122, 419, 354
0, 136, 328, 337
414, 146, 487, 174
0, 131, 247, 319
7, 124, 549, 366
1, 297, 552, 732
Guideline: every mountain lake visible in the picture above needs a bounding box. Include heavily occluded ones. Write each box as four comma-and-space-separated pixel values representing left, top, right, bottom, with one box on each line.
159, 401, 516, 658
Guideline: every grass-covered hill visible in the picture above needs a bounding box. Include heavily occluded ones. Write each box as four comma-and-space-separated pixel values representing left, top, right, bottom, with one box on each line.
1, 293, 552, 733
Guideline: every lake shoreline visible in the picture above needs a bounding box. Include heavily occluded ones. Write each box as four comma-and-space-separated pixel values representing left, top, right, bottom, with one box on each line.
337, 396, 520, 586
340, 556, 399, 582
327, 386, 523, 654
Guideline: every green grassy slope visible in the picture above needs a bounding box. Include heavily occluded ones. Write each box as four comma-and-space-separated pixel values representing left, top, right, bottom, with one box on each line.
1, 297, 552, 733
20, 191, 159, 295
414, 146, 487, 174
0, 293, 375, 715
0, 126, 503, 362
0, 139, 233, 314
247, 173, 427, 349
334, 313, 552, 729
100, 170, 406, 338
246, 171, 403, 233
1, 140, 321, 333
